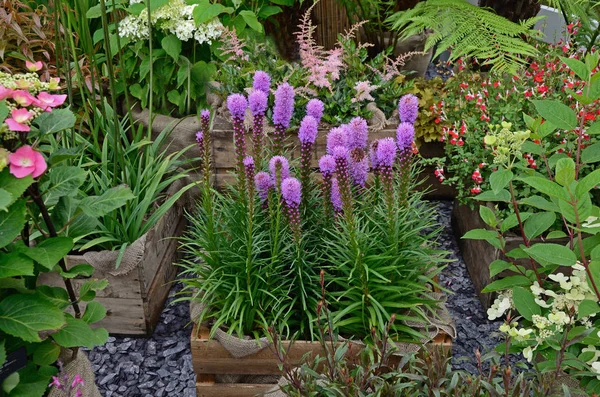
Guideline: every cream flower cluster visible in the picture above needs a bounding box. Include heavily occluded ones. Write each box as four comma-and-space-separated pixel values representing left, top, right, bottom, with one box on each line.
487, 290, 513, 320
483, 121, 530, 167
119, 0, 223, 44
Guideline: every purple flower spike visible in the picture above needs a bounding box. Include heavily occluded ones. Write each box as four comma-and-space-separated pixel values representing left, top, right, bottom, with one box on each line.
195, 131, 204, 145
281, 177, 302, 207
249, 90, 268, 116
330, 178, 343, 213
399, 94, 419, 124
253, 71, 271, 94
376, 137, 397, 167
396, 122, 415, 152
319, 154, 336, 176
326, 127, 348, 154
299, 115, 318, 144
243, 156, 255, 168
332, 145, 349, 161
370, 140, 380, 170
306, 99, 324, 124
349, 151, 369, 187
347, 117, 368, 150
255, 171, 272, 201
269, 155, 290, 187
200, 109, 211, 122
227, 94, 248, 120
273, 83, 295, 128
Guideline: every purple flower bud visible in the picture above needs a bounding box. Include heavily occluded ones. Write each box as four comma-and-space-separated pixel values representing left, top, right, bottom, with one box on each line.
243, 155, 254, 168
249, 90, 268, 116
200, 109, 211, 121
330, 178, 342, 212
272, 83, 295, 128
326, 127, 348, 154
269, 155, 290, 185
253, 71, 271, 94
396, 122, 415, 152
298, 115, 318, 144
227, 93, 248, 120
255, 171, 272, 201
376, 137, 397, 167
195, 131, 204, 145
306, 99, 324, 124
332, 145, 349, 161
347, 117, 368, 150
319, 154, 336, 175
281, 177, 302, 207
399, 94, 418, 124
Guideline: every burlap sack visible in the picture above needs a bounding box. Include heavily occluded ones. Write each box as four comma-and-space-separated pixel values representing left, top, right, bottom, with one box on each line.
48, 349, 101, 397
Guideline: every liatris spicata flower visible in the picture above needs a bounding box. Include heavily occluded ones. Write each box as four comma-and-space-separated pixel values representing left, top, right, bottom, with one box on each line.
349, 149, 369, 187
249, 90, 268, 166
306, 98, 324, 124
272, 83, 295, 154
347, 117, 368, 150
200, 109, 210, 132
326, 127, 348, 154
332, 145, 353, 215
269, 155, 290, 190
376, 137, 397, 213
244, 156, 256, 199
198, 109, 212, 186
396, 122, 415, 153
195, 130, 204, 152
253, 71, 271, 94
281, 177, 302, 240
330, 177, 342, 213
398, 94, 419, 124
298, 115, 318, 189
255, 171, 272, 202
228, 94, 248, 189
370, 140, 380, 171
319, 154, 336, 217
396, 122, 416, 207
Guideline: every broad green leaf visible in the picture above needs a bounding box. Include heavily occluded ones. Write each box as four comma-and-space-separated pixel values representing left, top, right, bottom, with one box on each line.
578, 300, 600, 320
8, 363, 57, 397
78, 185, 135, 218
150, 0, 170, 9
2, 372, 19, 394
193, 2, 231, 24
590, 260, 600, 290
560, 56, 589, 80
559, 190, 592, 224
269, 0, 294, 5
0, 294, 65, 342
531, 100, 578, 130
523, 243, 576, 267
33, 342, 60, 366
501, 212, 532, 233
52, 316, 100, 349
190, 61, 217, 88
21, 237, 73, 270
0, 189, 11, 211
45, 166, 87, 202
489, 169, 513, 195
513, 286, 541, 321
49, 147, 83, 165
592, 244, 600, 260
462, 229, 501, 249
576, 169, 600, 196
522, 177, 570, 201
547, 230, 567, 239
520, 196, 560, 212
482, 275, 532, 293
36, 286, 70, 310
538, 120, 557, 138
161, 34, 181, 61
475, 189, 511, 202
489, 259, 512, 277
523, 212, 556, 241
506, 247, 529, 259
0, 169, 33, 208
82, 302, 107, 324
522, 140, 541, 155
587, 120, 600, 135
582, 142, 600, 163
34, 109, 76, 135
555, 158, 575, 187
59, 264, 94, 279
0, 200, 26, 249
0, 252, 34, 278
79, 279, 109, 302
479, 205, 497, 228
239, 10, 263, 32
258, 5, 282, 18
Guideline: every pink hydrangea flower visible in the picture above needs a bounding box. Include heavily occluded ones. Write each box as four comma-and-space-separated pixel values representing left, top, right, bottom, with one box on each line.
0, 86, 13, 101
12, 90, 38, 107
36, 92, 67, 111
5, 108, 33, 132
8, 145, 47, 178
26, 60, 43, 72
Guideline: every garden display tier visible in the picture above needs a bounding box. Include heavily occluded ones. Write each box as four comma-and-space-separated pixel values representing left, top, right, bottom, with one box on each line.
130, 106, 455, 199
38, 179, 191, 336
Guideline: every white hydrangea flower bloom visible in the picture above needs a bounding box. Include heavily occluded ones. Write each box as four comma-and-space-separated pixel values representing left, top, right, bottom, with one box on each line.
592, 361, 600, 380
548, 273, 572, 290
523, 346, 534, 362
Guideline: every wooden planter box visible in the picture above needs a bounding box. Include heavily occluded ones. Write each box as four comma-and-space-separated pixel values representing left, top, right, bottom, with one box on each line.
130, 107, 456, 200
38, 180, 189, 336
191, 324, 452, 397
452, 201, 571, 309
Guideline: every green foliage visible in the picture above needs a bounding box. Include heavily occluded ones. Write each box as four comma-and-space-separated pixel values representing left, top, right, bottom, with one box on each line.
406, 77, 445, 144
386, 0, 541, 74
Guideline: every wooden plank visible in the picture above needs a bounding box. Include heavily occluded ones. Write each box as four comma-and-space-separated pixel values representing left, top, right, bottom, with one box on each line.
91, 298, 147, 336
196, 383, 272, 397
38, 271, 142, 300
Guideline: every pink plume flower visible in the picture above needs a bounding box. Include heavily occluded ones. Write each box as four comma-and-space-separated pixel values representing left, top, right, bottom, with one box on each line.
253, 71, 271, 94
26, 60, 43, 72
36, 92, 67, 110
227, 94, 248, 120
249, 90, 268, 116
306, 99, 324, 124
12, 90, 38, 107
399, 94, 419, 124
326, 127, 348, 154
0, 86, 13, 101
5, 108, 33, 132
376, 137, 397, 167
272, 83, 295, 128
9, 145, 47, 178
298, 115, 318, 144
347, 117, 368, 150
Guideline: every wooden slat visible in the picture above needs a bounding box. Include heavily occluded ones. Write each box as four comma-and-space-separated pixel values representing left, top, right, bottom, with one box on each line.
196, 383, 273, 397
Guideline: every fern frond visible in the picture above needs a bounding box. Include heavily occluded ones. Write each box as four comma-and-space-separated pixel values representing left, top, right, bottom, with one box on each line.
386, 0, 540, 74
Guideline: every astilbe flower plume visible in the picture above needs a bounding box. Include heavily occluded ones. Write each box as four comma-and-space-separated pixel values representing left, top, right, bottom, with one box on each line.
255, 171, 272, 203
346, 117, 368, 150
249, 90, 268, 166
306, 98, 324, 124
319, 154, 336, 217
398, 94, 419, 124
298, 115, 318, 189
281, 177, 302, 241
272, 83, 295, 154
253, 71, 271, 94
228, 94, 249, 191
376, 137, 397, 214
269, 155, 290, 190
326, 127, 348, 154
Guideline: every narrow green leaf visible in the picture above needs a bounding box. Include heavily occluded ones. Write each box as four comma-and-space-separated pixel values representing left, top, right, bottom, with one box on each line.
576, 169, 600, 196
482, 276, 532, 293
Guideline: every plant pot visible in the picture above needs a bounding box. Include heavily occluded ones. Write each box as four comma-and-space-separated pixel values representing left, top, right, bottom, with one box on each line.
47, 349, 101, 397
451, 200, 572, 309
38, 178, 190, 336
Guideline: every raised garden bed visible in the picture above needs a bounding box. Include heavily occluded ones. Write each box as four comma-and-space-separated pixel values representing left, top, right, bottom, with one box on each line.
191, 324, 452, 397
38, 179, 190, 336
